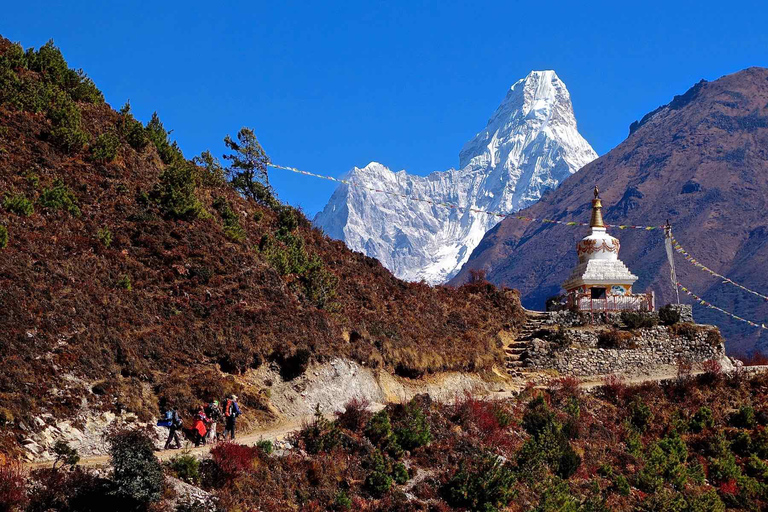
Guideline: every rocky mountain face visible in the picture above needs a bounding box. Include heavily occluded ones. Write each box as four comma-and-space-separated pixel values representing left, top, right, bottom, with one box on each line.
451, 68, 768, 356
314, 71, 597, 284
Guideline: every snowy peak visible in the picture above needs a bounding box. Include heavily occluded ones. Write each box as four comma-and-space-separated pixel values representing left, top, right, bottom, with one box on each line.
314, 71, 597, 284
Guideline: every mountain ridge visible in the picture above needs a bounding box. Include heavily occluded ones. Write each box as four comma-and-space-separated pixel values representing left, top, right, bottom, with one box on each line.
314, 70, 597, 283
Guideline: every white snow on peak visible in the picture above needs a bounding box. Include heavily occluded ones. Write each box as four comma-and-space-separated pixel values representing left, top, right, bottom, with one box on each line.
313, 71, 597, 284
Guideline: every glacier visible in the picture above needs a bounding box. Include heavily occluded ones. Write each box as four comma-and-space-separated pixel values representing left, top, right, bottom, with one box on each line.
313, 70, 597, 284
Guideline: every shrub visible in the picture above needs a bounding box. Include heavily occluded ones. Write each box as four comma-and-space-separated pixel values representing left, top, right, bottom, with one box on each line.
208, 442, 259, 484
0, 461, 28, 512
659, 304, 682, 325
671, 322, 700, 341
638, 432, 689, 492
193, 150, 226, 187
621, 311, 658, 329
597, 328, 636, 349
255, 439, 273, 455
117, 274, 132, 291
212, 196, 245, 242
39, 179, 81, 217
155, 161, 204, 220
731, 406, 757, 429
91, 131, 119, 162
47, 93, 88, 153
97, 226, 113, 248
0, 226, 7, 250
3, 192, 34, 216
106, 427, 163, 506
690, 406, 714, 433
366, 409, 395, 447
332, 490, 353, 511
444, 452, 516, 512
297, 405, 341, 454
336, 397, 372, 433
364, 451, 393, 498
301, 256, 339, 309
628, 396, 654, 432
392, 462, 409, 485
27, 467, 110, 512
117, 101, 148, 151
168, 453, 200, 484
522, 395, 555, 439
53, 440, 80, 469
393, 400, 432, 451
145, 112, 184, 164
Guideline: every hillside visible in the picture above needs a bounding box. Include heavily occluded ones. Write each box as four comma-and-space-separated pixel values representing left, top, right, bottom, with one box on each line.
451, 67, 768, 356
0, 37, 524, 453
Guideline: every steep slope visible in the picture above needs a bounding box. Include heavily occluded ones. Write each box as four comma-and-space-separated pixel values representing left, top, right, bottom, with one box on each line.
0, 37, 524, 452
314, 71, 596, 284
452, 67, 768, 355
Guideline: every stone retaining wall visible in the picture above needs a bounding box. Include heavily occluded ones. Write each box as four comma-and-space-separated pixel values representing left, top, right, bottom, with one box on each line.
526, 318, 725, 376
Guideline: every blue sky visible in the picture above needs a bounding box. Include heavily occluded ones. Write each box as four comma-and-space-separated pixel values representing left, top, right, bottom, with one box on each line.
3, 1, 767, 215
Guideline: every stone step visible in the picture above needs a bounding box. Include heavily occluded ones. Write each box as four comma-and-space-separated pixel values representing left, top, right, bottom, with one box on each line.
506, 360, 524, 368
508, 341, 528, 349
506, 347, 526, 355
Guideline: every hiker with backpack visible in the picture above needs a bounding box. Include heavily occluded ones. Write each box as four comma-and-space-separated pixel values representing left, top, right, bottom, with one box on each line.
224, 394, 241, 440
192, 405, 209, 447
205, 400, 223, 443
161, 408, 183, 450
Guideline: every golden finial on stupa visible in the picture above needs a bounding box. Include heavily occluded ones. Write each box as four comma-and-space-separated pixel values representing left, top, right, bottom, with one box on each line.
590, 185, 605, 228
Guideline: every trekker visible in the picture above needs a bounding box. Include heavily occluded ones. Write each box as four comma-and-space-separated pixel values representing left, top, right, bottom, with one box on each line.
205, 400, 223, 443
162, 408, 183, 450
224, 394, 241, 440
192, 405, 208, 447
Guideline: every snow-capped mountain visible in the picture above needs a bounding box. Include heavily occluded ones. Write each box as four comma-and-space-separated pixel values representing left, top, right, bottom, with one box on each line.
313, 70, 597, 284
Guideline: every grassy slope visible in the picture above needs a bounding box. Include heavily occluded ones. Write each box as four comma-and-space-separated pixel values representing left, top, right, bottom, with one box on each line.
0, 37, 523, 448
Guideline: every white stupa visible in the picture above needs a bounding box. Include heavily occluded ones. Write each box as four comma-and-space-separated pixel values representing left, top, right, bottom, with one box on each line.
562, 187, 639, 303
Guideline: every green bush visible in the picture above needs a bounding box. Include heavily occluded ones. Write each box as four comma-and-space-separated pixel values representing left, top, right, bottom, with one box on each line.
47, 90, 88, 153
620, 311, 659, 329
393, 400, 432, 451
118, 101, 149, 151
91, 131, 120, 162
193, 150, 226, 187
689, 406, 714, 433
301, 255, 338, 309
298, 405, 341, 454
364, 451, 393, 498
212, 196, 245, 242
117, 274, 132, 291
638, 432, 688, 492
444, 452, 516, 512
3, 193, 34, 216
392, 462, 409, 485
145, 112, 184, 164
731, 406, 757, 429
659, 304, 682, 326
256, 439, 273, 455
332, 490, 352, 511
366, 410, 394, 446
522, 396, 556, 439
628, 396, 654, 432
168, 453, 200, 484
155, 162, 204, 220
39, 179, 81, 217
0, 225, 7, 249
52, 440, 80, 469
106, 428, 163, 505
97, 226, 113, 248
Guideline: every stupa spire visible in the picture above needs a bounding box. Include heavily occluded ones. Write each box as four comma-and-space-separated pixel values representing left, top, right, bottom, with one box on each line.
590, 185, 605, 228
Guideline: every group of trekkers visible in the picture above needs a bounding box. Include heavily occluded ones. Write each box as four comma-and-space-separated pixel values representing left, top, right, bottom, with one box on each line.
161, 394, 242, 450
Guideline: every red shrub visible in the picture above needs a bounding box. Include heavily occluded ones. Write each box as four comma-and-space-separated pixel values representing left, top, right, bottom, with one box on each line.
209, 442, 260, 482
702, 359, 723, 378
602, 374, 627, 403
720, 478, 738, 496
335, 397, 372, 432
0, 461, 28, 512
550, 376, 581, 402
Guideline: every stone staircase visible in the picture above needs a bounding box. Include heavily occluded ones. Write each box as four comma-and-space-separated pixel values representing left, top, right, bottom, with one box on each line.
505, 311, 549, 375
